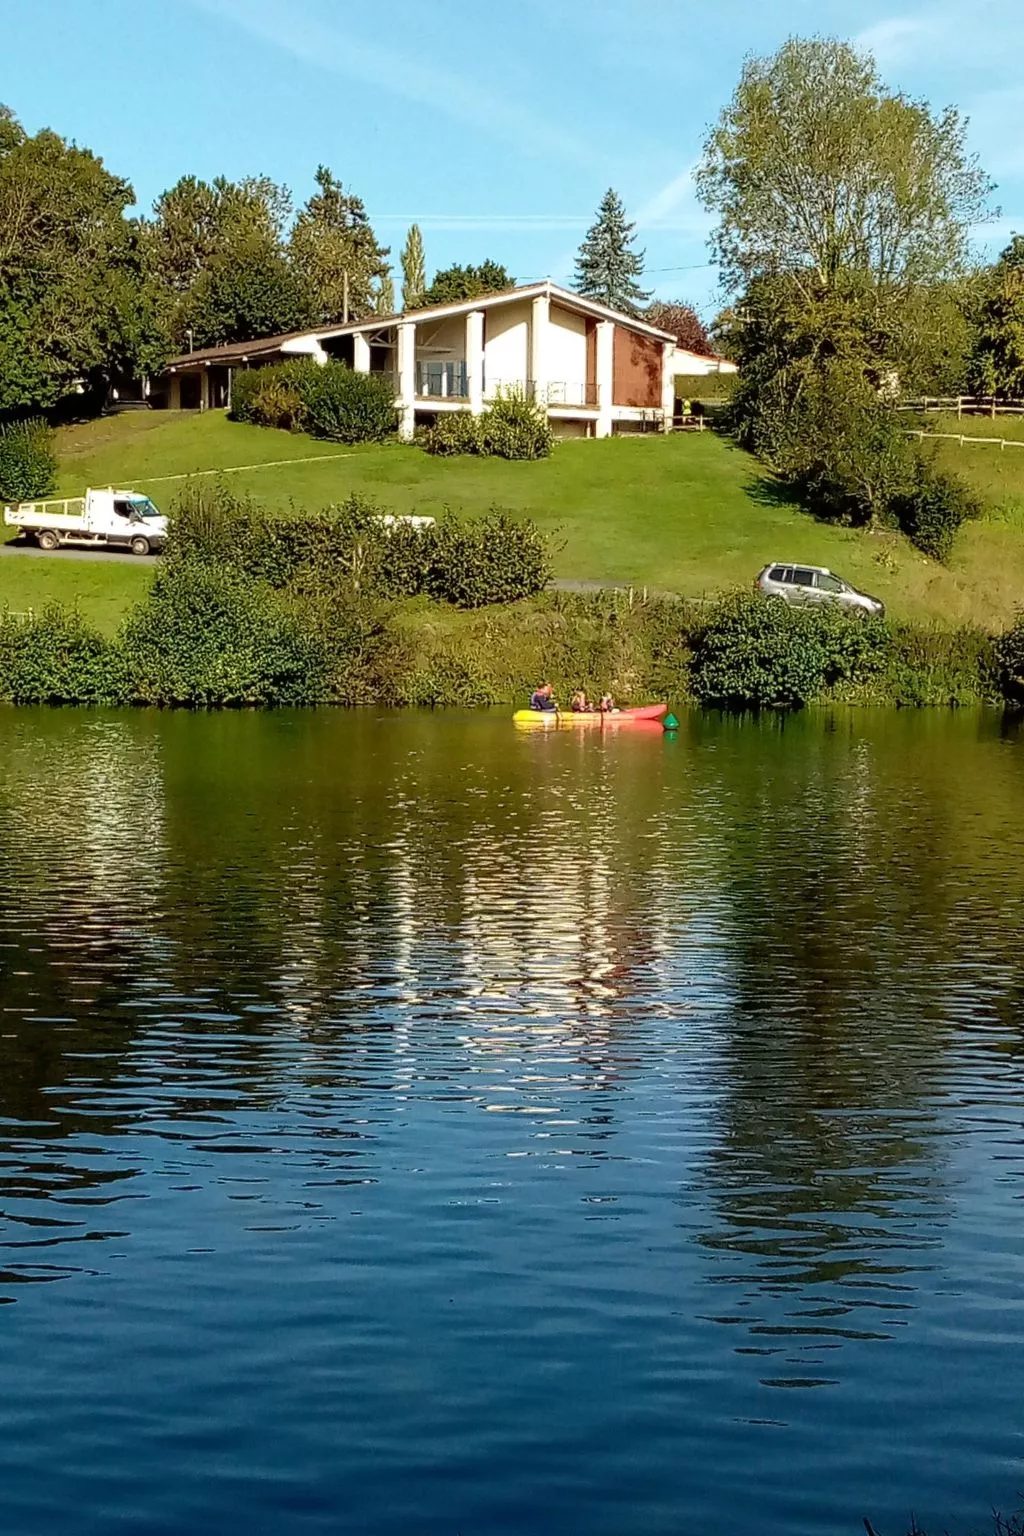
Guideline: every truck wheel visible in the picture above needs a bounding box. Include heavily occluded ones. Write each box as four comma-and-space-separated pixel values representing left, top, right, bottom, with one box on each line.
36, 530, 60, 551
129, 535, 151, 557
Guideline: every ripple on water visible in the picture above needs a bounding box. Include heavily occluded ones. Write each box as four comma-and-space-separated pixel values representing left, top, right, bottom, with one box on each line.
0, 708, 1021, 1536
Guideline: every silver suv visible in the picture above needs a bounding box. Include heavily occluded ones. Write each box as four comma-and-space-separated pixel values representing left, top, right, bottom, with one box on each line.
755, 563, 885, 618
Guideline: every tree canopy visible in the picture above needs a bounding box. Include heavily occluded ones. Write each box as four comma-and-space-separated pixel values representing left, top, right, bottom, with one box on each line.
288, 166, 390, 324
573, 189, 650, 316
971, 235, 1024, 397
0, 106, 164, 412
422, 261, 514, 307
647, 302, 712, 354
697, 37, 994, 299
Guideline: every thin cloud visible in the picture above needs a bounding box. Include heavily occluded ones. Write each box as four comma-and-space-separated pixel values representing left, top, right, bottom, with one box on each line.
854, 15, 939, 66
190, 0, 601, 170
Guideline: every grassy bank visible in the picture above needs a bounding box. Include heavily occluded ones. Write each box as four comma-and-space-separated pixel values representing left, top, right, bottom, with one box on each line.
2, 408, 1023, 634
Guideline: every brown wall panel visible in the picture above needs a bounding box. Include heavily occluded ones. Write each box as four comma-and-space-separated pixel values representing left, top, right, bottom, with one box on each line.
612, 327, 662, 407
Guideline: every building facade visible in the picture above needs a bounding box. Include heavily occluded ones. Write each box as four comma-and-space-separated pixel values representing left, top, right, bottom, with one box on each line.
156, 282, 730, 438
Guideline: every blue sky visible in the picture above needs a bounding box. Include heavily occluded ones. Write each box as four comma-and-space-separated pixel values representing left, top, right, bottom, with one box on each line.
3, 0, 1022, 315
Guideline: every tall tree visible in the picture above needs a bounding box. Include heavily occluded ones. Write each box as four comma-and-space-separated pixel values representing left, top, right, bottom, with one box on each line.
573, 189, 650, 316
697, 37, 996, 456
376, 271, 395, 315
0, 106, 164, 412
697, 37, 993, 302
422, 260, 513, 307
288, 165, 389, 324
400, 224, 425, 310
647, 301, 712, 354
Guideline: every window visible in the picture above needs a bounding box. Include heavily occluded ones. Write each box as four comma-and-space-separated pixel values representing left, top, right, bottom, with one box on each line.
791, 568, 815, 587
815, 572, 844, 594
768, 566, 791, 583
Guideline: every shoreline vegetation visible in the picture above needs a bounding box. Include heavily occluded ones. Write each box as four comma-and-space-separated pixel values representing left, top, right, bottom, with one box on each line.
0, 482, 1021, 713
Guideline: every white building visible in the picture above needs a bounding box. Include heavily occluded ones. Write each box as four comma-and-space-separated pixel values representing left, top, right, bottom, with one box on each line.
157, 281, 733, 438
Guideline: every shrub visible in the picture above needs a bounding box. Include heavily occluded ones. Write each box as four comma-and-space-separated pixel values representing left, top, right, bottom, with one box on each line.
230, 359, 396, 443
0, 606, 125, 704
424, 511, 551, 606
300, 365, 397, 444
167, 484, 551, 609
424, 389, 552, 461
424, 413, 485, 457
883, 622, 995, 707
689, 591, 890, 708
120, 562, 329, 707
996, 610, 1024, 706
481, 387, 553, 460
891, 463, 981, 563
0, 418, 57, 502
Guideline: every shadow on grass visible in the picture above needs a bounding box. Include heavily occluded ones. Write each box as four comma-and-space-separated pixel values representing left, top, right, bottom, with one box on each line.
743, 472, 804, 514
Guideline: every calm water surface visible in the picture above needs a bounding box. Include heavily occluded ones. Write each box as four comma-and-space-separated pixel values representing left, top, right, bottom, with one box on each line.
0, 707, 1021, 1535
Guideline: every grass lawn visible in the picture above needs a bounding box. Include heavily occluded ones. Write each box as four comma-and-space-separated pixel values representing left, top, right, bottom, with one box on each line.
0, 555, 153, 635
4, 407, 1024, 631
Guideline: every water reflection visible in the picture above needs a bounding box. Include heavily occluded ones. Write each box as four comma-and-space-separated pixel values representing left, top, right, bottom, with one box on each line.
0, 708, 1022, 1534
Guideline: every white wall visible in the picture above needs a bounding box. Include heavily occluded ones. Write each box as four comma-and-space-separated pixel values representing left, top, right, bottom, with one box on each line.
414, 315, 466, 359
546, 305, 588, 398
671, 346, 738, 376
483, 301, 530, 391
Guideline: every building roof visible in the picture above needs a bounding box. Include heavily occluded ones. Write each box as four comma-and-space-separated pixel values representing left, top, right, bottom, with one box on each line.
162, 281, 677, 371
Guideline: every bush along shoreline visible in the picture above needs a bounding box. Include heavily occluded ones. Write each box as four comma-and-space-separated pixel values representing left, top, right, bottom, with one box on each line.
0, 484, 1021, 712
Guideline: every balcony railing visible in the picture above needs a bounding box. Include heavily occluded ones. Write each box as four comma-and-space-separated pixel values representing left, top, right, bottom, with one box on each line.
485, 378, 599, 408
415, 360, 469, 399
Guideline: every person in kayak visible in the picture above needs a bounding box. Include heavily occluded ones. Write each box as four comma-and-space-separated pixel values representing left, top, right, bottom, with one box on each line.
530, 682, 557, 711
598, 692, 616, 713
570, 689, 592, 713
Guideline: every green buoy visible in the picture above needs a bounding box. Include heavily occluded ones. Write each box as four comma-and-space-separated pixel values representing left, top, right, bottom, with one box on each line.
663, 712, 679, 732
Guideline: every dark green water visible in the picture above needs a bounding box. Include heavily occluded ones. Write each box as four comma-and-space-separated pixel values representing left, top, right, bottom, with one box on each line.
0, 707, 1021, 1536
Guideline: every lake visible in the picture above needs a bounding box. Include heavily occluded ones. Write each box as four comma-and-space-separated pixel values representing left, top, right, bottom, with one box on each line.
0, 706, 1021, 1536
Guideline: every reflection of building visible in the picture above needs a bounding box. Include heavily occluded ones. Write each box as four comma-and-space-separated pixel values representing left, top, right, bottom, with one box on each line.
155, 282, 703, 439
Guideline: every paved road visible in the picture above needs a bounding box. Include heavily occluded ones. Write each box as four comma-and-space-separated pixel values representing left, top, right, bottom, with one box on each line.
0, 540, 155, 566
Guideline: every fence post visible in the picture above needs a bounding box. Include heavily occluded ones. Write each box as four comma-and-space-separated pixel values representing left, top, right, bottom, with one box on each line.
992, 398, 997, 419
958, 397, 963, 419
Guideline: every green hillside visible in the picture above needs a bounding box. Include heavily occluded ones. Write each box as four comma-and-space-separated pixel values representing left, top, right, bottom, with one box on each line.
3, 408, 1024, 631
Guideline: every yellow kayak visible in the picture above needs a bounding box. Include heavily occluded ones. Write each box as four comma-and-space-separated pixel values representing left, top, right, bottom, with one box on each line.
513, 704, 667, 728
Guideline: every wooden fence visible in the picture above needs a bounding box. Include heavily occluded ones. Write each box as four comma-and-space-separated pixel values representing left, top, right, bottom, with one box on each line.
897, 396, 1024, 418
905, 428, 1024, 452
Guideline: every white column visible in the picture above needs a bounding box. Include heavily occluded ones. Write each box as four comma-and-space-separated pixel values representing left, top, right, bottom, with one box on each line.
661, 342, 675, 432
530, 293, 549, 402
200, 367, 210, 412
596, 320, 614, 438
397, 320, 416, 440
353, 332, 371, 373
466, 309, 484, 414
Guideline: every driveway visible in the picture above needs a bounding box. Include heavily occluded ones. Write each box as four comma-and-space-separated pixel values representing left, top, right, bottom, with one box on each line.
0, 540, 156, 566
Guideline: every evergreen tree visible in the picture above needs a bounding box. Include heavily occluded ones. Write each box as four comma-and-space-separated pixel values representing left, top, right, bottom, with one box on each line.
289, 166, 389, 324
401, 224, 426, 309
376, 271, 395, 314
573, 189, 650, 316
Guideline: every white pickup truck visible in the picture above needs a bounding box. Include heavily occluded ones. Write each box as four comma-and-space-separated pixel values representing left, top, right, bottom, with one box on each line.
3, 488, 167, 556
